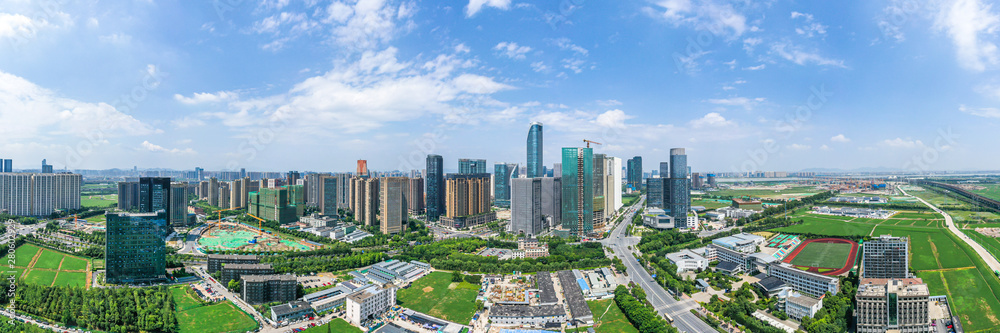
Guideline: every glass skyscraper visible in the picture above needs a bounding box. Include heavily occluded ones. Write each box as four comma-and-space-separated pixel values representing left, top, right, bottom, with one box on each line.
105, 211, 167, 284
493, 163, 518, 208
458, 159, 487, 174
527, 122, 543, 178
667, 148, 689, 226
425, 154, 444, 221
561, 147, 593, 237
627, 156, 642, 190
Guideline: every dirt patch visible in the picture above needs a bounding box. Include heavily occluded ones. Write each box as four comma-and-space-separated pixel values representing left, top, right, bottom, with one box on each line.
448, 282, 458, 290
422, 286, 434, 293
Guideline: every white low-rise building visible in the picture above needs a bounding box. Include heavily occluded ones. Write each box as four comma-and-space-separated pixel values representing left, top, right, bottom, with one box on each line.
785, 292, 823, 320
665, 249, 709, 274
345, 284, 397, 325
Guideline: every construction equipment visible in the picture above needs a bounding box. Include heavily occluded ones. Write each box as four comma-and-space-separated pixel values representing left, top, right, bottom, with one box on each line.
215, 207, 243, 225
583, 139, 602, 148
247, 214, 266, 236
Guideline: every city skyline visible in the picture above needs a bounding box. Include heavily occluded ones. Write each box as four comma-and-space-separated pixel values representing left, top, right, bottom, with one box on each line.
1, 1, 998, 172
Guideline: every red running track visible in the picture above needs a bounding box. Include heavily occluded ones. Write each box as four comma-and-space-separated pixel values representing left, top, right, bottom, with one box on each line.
782, 238, 859, 276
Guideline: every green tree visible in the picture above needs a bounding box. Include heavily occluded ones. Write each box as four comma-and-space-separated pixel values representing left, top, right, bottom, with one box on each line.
228, 279, 241, 292
452, 270, 463, 282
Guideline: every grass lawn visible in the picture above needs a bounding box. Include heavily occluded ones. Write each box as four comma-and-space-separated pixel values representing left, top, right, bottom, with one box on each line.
80, 194, 117, 208
14, 244, 40, 267
908, 189, 973, 210
301, 318, 361, 333
789, 242, 852, 269
60, 255, 88, 271
586, 299, 638, 333
170, 286, 206, 311
25, 270, 57, 286
964, 230, 1000, 263
691, 198, 731, 210
3, 268, 26, 280
972, 184, 1000, 202
774, 219, 875, 237
52, 272, 87, 287
33, 250, 65, 270
396, 272, 478, 324
92, 259, 105, 271
941, 268, 1000, 330
892, 211, 943, 219
874, 226, 974, 271
175, 301, 258, 333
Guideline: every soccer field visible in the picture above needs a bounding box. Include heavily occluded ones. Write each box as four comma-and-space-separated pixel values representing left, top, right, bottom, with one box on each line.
789, 242, 852, 269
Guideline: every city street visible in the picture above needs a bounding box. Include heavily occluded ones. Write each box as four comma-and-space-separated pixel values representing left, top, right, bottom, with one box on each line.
600, 197, 714, 333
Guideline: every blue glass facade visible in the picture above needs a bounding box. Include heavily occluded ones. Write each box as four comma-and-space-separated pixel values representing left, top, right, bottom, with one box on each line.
527, 122, 543, 178
459, 159, 487, 174
561, 147, 593, 236
426, 154, 444, 221
668, 148, 689, 224
493, 163, 517, 207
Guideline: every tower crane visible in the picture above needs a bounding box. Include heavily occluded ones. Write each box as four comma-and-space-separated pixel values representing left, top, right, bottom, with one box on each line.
583, 139, 602, 148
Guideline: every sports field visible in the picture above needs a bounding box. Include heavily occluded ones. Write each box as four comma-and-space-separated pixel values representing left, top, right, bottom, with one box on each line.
170, 286, 258, 333
13, 244, 91, 288
396, 271, 478, 324
789, 242, 852, 269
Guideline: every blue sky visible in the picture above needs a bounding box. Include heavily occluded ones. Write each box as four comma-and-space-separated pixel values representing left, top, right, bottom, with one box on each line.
1, 0, 998, 174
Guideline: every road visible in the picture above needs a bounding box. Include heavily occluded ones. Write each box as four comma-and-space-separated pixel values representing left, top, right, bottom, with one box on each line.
178, 224, 206, 255
600, 197, 714, 333
191, 266, 273, 330
900, 186, 1000, 273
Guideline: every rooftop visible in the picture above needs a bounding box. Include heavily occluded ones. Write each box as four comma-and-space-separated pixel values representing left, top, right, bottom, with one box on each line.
222, 263, 272, 270
242, 274, 296, 282
208, 254, 258, 260
756, 276, 788, 291
270, 300, 313, 317
489, 305, 566, 318
716, 261, 742, 272
857, 278, 929, 297
787, 293, 822, 308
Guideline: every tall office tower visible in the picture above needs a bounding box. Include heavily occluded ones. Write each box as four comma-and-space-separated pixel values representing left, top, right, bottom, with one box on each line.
659, 162, 669, 178
208, 177, 219, 206
691, 172, 703, 188
592, 154, 606, 228
357, 160, 368, 177
286, 171, 300, 191
443, 173, 493, 228
379, 177, 408, 234
707, 174, 717, 187
2, 159, 11, 173
240, 168, 246, 179
458, 159, 488, 174
855, 278, 930, 333
170, 182, 189, 226
105, 211, 167, 284
195, 167, 205, 181
540, 177, 561, 229
218, 182, 231, 209
626, 156, 642, 190
527, 122, 543, 178
425, 155, 445, 221
41, 159, 52, 173
667, 148, 690, 228
332, 173, 349, 210
248, 187, 298, 224
138, 177, 171, 215
646, 178, 665, 208
610, 157, 623, 210
511, 178, 543, 237
561, 147, 594, 237
230, 178, 244, 209
493, 163, 518, 208
408, 177, 424, 215
863, 235, 910, 279
320, 176, 337, 216
117, 181, 140, 211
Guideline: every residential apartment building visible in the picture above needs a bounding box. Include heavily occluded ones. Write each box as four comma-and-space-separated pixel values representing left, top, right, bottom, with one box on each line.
863, 235, 910, 279
0, 173, 80, 216
221, 263, 274, 284
241, 274, 297, 304
379, 177, 408, 235
407, 177, 424, 215
207, 254, 259, 273
443, 173, 494, 229
855, 278, 930, 333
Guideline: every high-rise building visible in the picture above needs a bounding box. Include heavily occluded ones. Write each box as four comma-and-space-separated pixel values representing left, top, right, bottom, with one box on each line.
230, 178, 244, 209
511, 178, 543, 237
425, 155, 445, 221
863, 235, 910, 279
691, 172, 703, 189
195, 167, 205, 181
493, 163, 518, 208
350, 177, 379, 226
707, 174, 718, 187
527, 122, 543, 178
540, 177, 561, 230
240, 168, 246, 179
626, 156, 642, 190
248, 187, 298, 224
667, 148, 690, 227
357, 160, 368, 177
553, 163, 561, 178
336, 173, 351, 211
592, 154, 606, 228
139, 177, 171, 214
408, 177, 424, 215
241, 274, 297, 305
118, 181, 140, 211
170, 182, 189, 226
286, 184, 305, 216
646, 178, 665, 208
561, 147, 593, 237
0, 173, 81, 216
208, 177, 219, 207
443, 173, 494, 228
41, 159, 53, 174
105, 211, 167, 284
286, 171, 301, 190
380, 177, 408, 235
458, 159, 487, 174
2, 159, 11, 173
855, 278, 930, 333
610, 157, 623, 210
218, 182, 231, 209
305, 173, 325, 207
320, 176, 338, 216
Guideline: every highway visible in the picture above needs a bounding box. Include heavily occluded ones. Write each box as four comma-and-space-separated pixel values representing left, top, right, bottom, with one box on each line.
900, 186, 1000, 273
601, 197, 714, 333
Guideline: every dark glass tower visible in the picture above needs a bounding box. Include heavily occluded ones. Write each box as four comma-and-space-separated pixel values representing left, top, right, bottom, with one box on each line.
425, 154, 445, 221
493, 163, 517, 208
458, 159, 487, 174
527, 122, 543, 178
626, 156, 643, 190
561, 147, 593, 237
139, 177, 171, 219
667, 148, 689, 227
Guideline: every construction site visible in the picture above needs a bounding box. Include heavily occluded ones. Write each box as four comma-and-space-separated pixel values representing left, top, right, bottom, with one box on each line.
197, 222, 315, 252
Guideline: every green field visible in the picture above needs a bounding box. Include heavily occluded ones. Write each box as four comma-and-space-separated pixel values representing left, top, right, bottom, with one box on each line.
396, 272, 479, 324
708, 186, 818, 199
301, 318, 361, 333
972, 184, 1000, 202
14, 244, 40, 267
170, 286, 206, 311
80, 194, 117, 208
789, 242, 852, 269
170, 286, 258, 333
53, 272, 87, 287
691, 198, 731, 210
33, 249, 65, 270
964, 230, 1000, 263
774, 218, 876, 237
25, 270, 57, 286
60, 256, 88, 271
908, 188, 973, 209
872, 226, 974, 271
941, 268, 1000, 330
891, 211, 944, 219
586, 299, 638, 333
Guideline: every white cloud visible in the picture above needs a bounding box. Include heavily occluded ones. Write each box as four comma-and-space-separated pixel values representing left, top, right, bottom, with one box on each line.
530, 61, 549, 72
786, 143, 811, 150
466, 0, 511, 17
561, 58, 587, 74
323, 0, 417, 51
743, 37, 762, 53
770, 42, 846, 67
0, 70, 155, 141
551, 37, 589, 55
99, 32, 132, 45
959, 104, 1000, 118
645, 0, 748, 38
174, 91, 238, 105
454, 43, 471, 53
790, 11, 827, 38
0, 13, 46, 40
706, 96, 765, 110
171, 116, 207, 128
494, 42, 532, 60
597, 99, 623, 106
87, 17, 99, 29
881, 137, 924, 148
141, 141, 196, 154
935, 0, 1000, 71
689, 112, 734, 128
876, 1, 910, 43
594, 109, 632, 129
820, 144, 830, 150
790, 12, 813, 21
831, 134, 851, 142
743, 64, 766, 70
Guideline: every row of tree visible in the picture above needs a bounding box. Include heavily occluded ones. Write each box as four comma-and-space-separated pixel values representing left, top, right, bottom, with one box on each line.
0, 283, 178, 332
613, 285, 677, 333
261, 251, 387, 274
